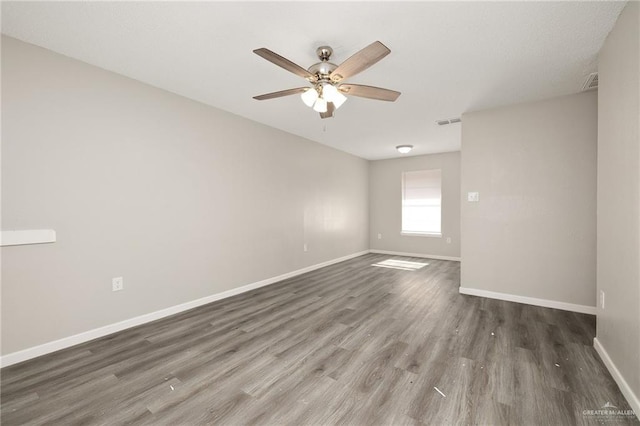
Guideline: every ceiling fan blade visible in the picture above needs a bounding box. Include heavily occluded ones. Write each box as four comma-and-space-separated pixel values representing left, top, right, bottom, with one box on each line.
339, 84, 401, 102
330, 41, 391, 83
320, 102, 335, 119
253, 48, 317, 82
253, 87, 309, 100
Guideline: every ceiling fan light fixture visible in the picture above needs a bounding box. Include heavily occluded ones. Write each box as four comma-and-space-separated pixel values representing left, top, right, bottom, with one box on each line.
321, 84, 347, 109
313, 97, 328, 113
396, 145, 413, 154
301, 88, 319, 107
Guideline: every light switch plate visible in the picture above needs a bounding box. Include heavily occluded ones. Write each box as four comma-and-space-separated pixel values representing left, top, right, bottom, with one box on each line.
467, 192, 480, 202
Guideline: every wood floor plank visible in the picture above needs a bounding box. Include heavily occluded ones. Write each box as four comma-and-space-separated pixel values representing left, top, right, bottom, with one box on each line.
1, 254, 637, 425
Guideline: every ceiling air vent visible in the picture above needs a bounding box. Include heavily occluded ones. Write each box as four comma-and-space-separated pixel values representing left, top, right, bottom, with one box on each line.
436, 117, 461, 126
582, 72, 598, 91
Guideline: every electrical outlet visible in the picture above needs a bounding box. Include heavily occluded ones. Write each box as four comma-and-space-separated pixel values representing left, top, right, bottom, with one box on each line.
112, 277, 124, 292
377, 233, 382, 240
467, 192, 480, 202
303, 243, 308, 252
600, 290, 605, 309
446, 237, 452, 244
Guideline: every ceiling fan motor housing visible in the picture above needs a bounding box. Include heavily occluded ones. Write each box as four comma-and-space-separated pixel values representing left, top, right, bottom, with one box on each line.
308, 61, 338, 81
308, 46, 338, 81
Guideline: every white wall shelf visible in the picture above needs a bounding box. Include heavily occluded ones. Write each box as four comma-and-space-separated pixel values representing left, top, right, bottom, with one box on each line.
1, 230, 57, 247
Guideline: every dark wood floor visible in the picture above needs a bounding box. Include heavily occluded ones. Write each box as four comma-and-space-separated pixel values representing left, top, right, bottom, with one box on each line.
1, 254, 637, 425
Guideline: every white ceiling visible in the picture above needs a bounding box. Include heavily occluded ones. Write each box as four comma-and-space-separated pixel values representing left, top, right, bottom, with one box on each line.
1, 1, 625, 160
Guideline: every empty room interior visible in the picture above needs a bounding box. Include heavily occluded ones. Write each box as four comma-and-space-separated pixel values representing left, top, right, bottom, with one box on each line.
1, 1, 639, 425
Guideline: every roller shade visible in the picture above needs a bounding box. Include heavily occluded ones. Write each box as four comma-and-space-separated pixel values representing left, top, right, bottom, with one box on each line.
402, 169, 442, 235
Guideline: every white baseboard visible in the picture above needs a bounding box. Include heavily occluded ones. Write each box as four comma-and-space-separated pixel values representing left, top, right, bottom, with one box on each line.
369, 249, 461, 262
0, 250, 369, 368
594, 337, 640, 418
458, 286, 597, 315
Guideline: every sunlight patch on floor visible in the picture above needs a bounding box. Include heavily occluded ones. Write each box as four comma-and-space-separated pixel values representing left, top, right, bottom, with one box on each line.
371, 259, 429, 271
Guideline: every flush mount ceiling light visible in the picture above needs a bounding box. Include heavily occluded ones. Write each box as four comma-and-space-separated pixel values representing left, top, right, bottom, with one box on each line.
396, 145, 413, 154
253, 42, 401, 119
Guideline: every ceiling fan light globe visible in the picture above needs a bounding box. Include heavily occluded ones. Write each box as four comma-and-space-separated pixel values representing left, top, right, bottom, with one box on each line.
322, 84, 340, 102
332, 91, 347, 109
301, 88, 318, 107
313, 98, 328, 113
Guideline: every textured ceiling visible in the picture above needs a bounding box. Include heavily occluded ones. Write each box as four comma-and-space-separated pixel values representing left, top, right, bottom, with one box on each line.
1, 1, 626, 160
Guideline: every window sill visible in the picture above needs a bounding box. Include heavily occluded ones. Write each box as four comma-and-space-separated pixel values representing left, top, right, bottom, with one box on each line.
401, 232, 442, 238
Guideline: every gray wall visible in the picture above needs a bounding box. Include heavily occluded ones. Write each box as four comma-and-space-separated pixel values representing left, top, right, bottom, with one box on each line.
461, 91, 597, 307
1, 36, 369, 355
369, 152, 461, 258
596, 1, 640, 406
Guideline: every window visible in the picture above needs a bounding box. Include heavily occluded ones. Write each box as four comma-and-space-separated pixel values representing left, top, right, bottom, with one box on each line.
401, 169, 442, 236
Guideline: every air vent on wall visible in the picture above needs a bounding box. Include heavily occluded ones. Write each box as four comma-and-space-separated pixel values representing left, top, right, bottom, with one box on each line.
582, 72, 598, 91
436, 117, 461, 126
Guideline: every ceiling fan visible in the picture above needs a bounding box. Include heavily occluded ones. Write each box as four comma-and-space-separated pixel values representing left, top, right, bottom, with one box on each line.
253, 41, 401, 119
